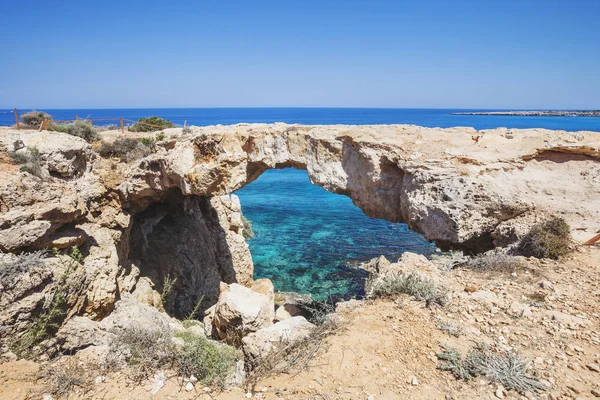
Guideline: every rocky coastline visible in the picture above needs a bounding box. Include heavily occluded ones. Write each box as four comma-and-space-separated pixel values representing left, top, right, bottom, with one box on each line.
0, 123, 599, 399
452, 110, 600, 117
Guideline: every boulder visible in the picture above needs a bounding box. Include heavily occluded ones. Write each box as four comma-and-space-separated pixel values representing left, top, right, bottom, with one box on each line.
242, 316, 315, 361
212, 283, 274, 345
56, 316, 111, 351
99, 293, 180, 334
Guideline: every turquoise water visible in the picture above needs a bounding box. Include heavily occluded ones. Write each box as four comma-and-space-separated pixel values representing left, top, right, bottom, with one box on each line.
235, 168, 436, 300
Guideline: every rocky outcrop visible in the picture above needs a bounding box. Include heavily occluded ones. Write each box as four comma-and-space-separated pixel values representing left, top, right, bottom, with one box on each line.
0, 123, 598, 361
120, 124, 600, 250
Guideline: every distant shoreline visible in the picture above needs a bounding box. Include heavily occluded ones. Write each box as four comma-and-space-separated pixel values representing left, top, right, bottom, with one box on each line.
452, 110, 600, 117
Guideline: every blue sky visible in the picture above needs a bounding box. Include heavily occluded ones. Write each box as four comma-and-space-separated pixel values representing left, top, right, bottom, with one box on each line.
1, 0, 599, 109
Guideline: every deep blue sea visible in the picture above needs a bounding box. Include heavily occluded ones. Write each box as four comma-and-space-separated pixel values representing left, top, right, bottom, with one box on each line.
4, 108, 599, 299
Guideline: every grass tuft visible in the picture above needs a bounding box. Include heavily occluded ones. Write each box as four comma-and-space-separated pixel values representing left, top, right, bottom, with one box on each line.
437, 343, 547, 393
517, 218, 571, 259
370, 272, 448, 307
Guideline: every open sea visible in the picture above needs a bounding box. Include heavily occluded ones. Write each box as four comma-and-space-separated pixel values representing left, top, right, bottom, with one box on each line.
3, 108, 599, 299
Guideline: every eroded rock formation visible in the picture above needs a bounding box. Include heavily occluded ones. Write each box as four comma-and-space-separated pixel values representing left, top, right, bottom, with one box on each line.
0, 123, 598, 357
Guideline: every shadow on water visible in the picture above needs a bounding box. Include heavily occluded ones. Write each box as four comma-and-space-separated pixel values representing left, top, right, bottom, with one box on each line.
235, 167, 437, 301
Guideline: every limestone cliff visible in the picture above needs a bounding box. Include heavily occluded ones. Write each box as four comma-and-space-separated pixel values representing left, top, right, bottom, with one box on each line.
0, 123, 598, 346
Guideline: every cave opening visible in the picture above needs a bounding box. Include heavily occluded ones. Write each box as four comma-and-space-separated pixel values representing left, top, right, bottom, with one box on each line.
234, 167, 437, 301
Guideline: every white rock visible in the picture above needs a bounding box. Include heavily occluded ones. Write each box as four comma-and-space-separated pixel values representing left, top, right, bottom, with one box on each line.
212, 283, 275, 345
185, 381, 194, 392
242, 316, 315, 360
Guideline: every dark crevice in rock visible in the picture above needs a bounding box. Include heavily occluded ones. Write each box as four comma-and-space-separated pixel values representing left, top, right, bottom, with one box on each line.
125, 192, 237, 319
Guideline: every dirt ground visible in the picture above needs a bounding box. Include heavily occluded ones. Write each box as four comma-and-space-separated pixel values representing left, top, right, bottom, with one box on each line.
1, 245, 599, 400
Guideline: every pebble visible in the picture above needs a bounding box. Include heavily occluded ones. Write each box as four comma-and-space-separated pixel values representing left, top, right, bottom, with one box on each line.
185, 382, 194, 392
567, 384, 582, 394
189, 375, 198, 383
495, 389, 504, 398
587, 363, 600, 372
94, 376, 105, 384
410, 376, 419, 385
568, 362, 581, 371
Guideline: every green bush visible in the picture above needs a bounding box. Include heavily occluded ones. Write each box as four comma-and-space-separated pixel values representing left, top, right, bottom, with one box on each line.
21, 111, 52, 127
48, 121, 99, 143
98, 138, 152, 162
175, 331, 241, 387
9, 147, 43, 178
517, 218, 571, 259
437, 344, 547, 392
370, 272, 448, 307
128, 116, 175, 132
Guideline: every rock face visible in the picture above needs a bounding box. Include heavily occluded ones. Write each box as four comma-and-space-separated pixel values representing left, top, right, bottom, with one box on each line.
0, 123, 598, 357
120, 124, 600, 249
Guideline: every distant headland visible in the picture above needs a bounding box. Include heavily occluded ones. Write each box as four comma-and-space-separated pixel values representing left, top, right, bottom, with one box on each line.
452, 110, 600, 117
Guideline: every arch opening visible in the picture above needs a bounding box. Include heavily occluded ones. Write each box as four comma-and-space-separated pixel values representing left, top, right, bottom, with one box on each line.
235, 167, 437, 300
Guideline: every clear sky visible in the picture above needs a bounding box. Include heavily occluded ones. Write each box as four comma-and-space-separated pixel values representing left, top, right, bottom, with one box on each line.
1, 0, 599, 109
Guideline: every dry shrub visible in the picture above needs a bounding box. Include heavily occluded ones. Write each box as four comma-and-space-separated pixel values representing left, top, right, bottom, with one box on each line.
462, 253, 527, 273
98, 138, 152, 162
246, 316, 342, 388
517, 218, 571, 259
21, 110, 52, 127
370, 272, 448, 307
105, 322, 176, 383
437, 320, 463, 337
38, 357, 90, 397
48, 121, 99, 143
241, 215, 255, 240
437, 343, 547, 393
9, 147, 44, 178
105, 324, 240, 386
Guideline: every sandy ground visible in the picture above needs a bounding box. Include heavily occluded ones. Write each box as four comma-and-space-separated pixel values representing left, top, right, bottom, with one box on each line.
2, 245, 599, 400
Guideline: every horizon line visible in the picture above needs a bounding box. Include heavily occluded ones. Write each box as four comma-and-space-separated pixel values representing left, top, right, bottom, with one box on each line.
3, 106, 599, 111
